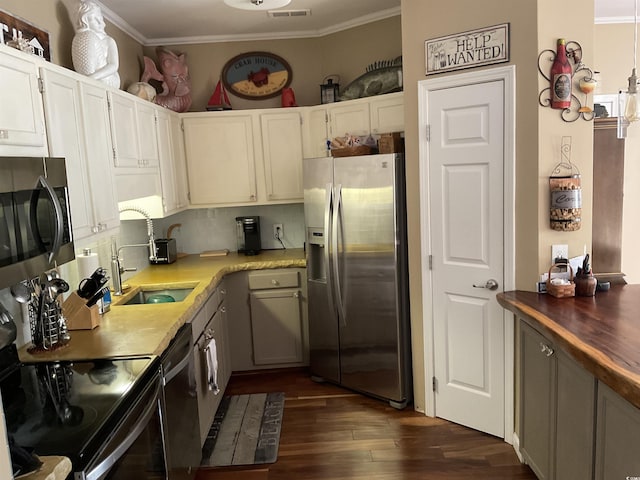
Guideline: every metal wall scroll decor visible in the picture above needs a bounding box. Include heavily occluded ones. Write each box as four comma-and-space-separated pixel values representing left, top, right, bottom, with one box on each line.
538, 41, 596, 122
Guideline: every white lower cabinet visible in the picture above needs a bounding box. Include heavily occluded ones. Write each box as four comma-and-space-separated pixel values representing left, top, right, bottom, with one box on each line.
191, 283, 230, 446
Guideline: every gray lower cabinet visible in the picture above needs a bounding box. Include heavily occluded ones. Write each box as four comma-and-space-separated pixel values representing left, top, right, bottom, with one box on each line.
594, 382, 640, 479
226, 269, 309, 371
519, 321, 595, 480
191, 281, 231, 446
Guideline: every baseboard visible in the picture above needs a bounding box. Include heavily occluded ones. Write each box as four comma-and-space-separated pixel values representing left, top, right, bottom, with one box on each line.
511, 432, 524, 463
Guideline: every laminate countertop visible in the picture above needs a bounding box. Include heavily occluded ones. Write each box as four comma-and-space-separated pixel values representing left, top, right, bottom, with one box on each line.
498, 285, 640, 410
18, 249, 306, 363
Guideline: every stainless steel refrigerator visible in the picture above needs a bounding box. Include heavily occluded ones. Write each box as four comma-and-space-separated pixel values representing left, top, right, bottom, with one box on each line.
303, 153, 412, 408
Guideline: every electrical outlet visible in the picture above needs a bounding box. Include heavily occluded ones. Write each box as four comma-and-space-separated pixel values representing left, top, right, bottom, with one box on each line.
551, 244, 569, 264
273, 223, 283, 240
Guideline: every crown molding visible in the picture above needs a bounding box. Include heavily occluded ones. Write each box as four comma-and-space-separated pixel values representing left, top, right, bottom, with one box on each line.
95, 2, 399, 46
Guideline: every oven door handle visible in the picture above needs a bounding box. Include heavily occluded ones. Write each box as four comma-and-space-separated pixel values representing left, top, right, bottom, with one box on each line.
36, 175, 64, 264
83, 378, 162, 480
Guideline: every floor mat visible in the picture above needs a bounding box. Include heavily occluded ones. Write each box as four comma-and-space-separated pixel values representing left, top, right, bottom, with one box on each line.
201, 392, 285, 467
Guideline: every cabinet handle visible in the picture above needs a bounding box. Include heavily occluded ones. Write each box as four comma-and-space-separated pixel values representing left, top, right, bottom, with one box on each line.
293, 291, 300, 298
271, 279, 280, 286
220, 306, 226, 313
539, 342, 554, 357
220, 289, 226, 296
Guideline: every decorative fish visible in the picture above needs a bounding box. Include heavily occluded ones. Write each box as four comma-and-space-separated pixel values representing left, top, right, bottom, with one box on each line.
339, 56, 403, 101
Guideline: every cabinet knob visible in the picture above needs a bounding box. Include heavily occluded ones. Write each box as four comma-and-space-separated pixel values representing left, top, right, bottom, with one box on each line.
293, 291, 300, 298
272, 279, 279, 286
539, 342, 554, 357
220, 306, 226, 313
220, 289, 226, 296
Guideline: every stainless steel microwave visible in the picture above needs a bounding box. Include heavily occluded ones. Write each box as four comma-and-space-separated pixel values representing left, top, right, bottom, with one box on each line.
0, 157, 74, 289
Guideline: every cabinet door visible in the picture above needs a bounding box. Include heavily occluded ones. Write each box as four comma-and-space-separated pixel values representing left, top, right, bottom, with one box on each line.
302, 105, 328, 158
328, 100, 370, 137
136, 101, 159, 167
79, 82, 120, 234
171, 115, 190, 210
183, 114, 257, 205
40, 68, 95, 240
249, 288, 303, 365
369, 92, 404, 134
156, 109, 178, 215
260, 112, 304, 201
594, 382, 640, 479
555, 349, 595, 480
0, 47, 47, 156
520, 321, 555, 480
108, 91, 140, 168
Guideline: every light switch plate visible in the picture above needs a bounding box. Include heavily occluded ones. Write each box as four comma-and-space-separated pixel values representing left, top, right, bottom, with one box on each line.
551, 244, 569, 264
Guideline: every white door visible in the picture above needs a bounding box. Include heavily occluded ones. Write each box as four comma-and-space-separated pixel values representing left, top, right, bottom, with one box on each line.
424, 74, 509, 438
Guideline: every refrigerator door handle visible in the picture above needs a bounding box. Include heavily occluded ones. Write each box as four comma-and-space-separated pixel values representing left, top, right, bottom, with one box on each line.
332, 184, 347, 326
324, 183, 336, 317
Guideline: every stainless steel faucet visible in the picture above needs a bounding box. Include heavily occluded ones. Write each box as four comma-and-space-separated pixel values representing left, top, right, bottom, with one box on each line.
111, 207, 158, 296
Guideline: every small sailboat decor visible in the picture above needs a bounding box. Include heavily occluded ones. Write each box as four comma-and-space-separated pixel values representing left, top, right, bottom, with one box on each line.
207, 79, 232, 111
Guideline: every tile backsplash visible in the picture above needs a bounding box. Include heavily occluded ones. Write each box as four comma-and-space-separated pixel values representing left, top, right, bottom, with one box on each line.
1, 203, 305, 348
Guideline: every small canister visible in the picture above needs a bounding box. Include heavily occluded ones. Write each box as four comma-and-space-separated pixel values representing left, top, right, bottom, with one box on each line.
549, 174, 582, 231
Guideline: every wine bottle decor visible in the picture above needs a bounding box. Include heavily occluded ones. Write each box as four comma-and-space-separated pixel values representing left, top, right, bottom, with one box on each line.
538, 39, 596, 122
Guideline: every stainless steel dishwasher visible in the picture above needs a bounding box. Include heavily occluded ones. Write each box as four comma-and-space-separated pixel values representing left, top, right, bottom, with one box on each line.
162, 323, 201, 479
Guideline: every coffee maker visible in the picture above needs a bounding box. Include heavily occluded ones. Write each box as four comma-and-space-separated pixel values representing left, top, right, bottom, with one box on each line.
236, 216, 261, 255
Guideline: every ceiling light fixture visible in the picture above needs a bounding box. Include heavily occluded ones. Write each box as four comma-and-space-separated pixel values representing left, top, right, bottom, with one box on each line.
224, 0, 292, 11
619, 0, 639, 138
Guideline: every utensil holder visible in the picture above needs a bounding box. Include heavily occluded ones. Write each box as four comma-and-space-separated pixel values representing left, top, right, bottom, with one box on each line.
575, 273, 597, 297
546, 263, 575, 298
62, 291, 100, 330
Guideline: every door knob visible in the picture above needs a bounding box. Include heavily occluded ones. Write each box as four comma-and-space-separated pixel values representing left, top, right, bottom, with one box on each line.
473, 279, 499, 290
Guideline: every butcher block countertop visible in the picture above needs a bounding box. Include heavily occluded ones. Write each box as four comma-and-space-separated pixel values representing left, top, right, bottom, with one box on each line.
18, 249, 305, 363
498, 285, 640, 410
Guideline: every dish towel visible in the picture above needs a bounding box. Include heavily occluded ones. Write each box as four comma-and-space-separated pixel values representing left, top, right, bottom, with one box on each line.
204, 338, 220, 394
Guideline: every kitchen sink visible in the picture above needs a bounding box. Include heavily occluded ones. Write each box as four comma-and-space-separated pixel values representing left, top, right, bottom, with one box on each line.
119, 287, 195, 305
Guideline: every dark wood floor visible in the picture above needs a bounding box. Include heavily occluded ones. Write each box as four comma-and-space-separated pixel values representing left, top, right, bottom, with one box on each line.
196, 369, 536, 480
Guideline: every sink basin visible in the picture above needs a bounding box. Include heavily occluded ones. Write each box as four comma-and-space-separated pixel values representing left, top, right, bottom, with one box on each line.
120, 287, 194, 306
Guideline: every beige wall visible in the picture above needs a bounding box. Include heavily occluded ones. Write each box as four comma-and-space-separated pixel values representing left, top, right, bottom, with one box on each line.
401, 0, 541, 415
142, 16, 402, 111
0, 0, 144, 87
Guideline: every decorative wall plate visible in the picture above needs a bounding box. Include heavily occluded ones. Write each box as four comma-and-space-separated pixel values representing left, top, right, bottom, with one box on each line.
221, 51, 292, 100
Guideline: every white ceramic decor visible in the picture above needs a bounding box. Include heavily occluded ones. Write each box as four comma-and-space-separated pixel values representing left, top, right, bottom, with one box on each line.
71, 0, 120, 89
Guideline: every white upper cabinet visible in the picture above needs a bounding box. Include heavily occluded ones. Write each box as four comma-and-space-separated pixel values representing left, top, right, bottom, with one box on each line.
183, 112, 258, 206
327, 99, 370, 138
369, 92, 404, 134
108, 90, 159, 168
302, 105, 329, 159
170, 114, 189, 211
260, 111, 304, 201
40, 65, 119, 240
0, 45, 47, 156
107, 91, 140, 168
156, 108, 188, 216
78, 82, 120, 234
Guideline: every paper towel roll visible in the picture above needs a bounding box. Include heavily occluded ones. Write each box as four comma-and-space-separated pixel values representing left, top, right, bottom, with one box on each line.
77, 248, 100, 280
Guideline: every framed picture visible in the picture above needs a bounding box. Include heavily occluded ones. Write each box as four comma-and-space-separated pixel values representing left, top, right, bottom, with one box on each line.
425, 23, 509, 75
221, 51, 292, 100
0, 8, 51, 61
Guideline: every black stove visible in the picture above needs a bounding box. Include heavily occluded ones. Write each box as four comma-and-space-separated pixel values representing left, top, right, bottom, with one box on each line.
0, 344, 161, 478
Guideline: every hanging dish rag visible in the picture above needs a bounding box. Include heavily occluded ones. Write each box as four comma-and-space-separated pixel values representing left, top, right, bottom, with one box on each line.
204, 338, 220, 394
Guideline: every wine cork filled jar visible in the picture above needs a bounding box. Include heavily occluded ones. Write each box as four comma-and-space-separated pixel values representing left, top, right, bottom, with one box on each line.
549, 174, 582, 231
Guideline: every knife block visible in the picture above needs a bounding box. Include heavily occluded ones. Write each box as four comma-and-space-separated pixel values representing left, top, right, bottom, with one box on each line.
62, 291, 100, 330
